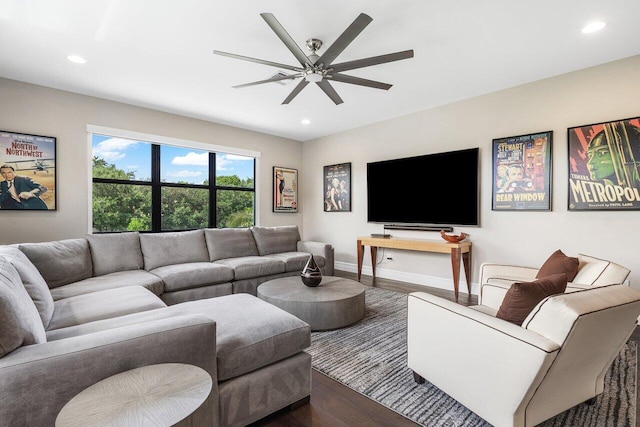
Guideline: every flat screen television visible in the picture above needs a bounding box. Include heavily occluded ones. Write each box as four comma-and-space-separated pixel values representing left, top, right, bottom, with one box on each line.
367, 147, 479, 227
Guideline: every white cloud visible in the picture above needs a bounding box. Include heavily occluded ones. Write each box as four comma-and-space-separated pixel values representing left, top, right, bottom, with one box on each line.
216, 153, 251, 171
172, 152, 208, 166
93, 137, 139, 162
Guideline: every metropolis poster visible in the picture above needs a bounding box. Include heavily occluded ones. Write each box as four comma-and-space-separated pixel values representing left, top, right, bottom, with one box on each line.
492, 131, 552, 211
568, 116, 640, 211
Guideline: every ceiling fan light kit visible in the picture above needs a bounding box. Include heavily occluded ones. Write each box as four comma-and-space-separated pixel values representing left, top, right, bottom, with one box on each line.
213, 13, 414, 105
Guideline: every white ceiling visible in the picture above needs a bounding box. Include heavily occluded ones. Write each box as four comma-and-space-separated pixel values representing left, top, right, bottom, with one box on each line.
1, 1, 640, 142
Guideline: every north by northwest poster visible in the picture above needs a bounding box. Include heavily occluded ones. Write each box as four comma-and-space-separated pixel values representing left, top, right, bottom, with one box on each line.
0, 130, 56, 210
492, 131, 552, 210
568, 117, 640, 211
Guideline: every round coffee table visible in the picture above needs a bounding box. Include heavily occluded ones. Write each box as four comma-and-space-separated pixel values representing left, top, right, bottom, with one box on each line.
257, 276, 366, 331
55, 363, 212, 427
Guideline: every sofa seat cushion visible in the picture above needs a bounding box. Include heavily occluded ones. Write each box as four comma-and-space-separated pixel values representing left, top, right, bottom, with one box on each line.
214, 256, 285, 280
0, 246, 54, 328
264, 252, 326, 273
19, 238, 92, 288
150, 262, 234, 292
49, 270, 164, 301
0, 258, 46, 357
86, 232, 144, 276
178, 294, 310, 381
47, 286, 166, 331
140, 230, 209, 270
43, 294, 311, 382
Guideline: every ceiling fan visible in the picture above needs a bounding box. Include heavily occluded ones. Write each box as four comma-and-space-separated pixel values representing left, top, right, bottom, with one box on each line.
213, 13, 414, 105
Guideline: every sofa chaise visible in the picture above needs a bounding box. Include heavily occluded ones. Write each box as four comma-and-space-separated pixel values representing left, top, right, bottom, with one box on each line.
0, 225, 334, 426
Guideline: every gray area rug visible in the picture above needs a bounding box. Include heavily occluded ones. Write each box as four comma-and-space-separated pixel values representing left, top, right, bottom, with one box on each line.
308, 287, 637, 427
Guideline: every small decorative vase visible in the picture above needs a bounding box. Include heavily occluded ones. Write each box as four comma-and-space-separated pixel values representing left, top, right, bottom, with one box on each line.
301, 254, 322, 287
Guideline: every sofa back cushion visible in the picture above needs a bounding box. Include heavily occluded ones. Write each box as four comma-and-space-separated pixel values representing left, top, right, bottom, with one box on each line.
0, 246, 54, 328
86, 232, 144, 276
571, 254, 630, 286
251, 225, 300, 256
0, 258, 46, 357
19, 239, 93, 289
139, 230, 209, 270
204, 228, 259, 261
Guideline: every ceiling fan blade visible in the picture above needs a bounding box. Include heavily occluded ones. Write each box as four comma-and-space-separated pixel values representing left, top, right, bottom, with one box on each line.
233, 73, 303, 89
328, 73, 392, 90
260, 13, 314, 68
330, 49, 414, 73
213, 50, 304, 72
282, 79, 310, 104
316, 13, 372, 67
317, 80, 344, 105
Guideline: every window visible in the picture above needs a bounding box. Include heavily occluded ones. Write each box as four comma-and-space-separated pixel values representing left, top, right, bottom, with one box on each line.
91, 131, 256, 232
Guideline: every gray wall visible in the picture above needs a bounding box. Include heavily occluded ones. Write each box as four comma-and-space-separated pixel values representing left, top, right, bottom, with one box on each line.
2, 55, 639, 294
302, 54, 640, 293
0, 78, 304, 244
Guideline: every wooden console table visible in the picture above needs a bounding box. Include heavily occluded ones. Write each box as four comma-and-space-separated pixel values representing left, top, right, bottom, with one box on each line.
356, 236, 472, 302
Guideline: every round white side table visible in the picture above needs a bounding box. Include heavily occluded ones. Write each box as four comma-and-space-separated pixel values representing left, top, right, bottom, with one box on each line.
55, 363, 212, 427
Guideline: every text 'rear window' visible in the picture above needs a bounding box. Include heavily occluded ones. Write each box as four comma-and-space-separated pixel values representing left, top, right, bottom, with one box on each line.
92, 134, 255, 232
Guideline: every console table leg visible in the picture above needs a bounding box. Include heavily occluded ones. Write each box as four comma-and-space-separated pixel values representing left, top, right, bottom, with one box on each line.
451, 248, 461, 302
463, 248, 471, 295
357, 241, 364, 281
370, 246, 377, 279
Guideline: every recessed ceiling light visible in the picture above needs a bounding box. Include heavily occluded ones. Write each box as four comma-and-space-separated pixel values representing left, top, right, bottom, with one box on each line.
67, 55, 87, 64
301, 119, 311, 125
582, 21, 606, 34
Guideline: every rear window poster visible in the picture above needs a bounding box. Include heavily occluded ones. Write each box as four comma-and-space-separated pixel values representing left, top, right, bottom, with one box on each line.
492, 131, 552, 211
324, 162, 351, 212
568, 116, 640, 210
0, 130, 56, 210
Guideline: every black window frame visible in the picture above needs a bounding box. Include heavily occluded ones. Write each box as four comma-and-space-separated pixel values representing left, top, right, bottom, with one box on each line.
92, 141, 256, 233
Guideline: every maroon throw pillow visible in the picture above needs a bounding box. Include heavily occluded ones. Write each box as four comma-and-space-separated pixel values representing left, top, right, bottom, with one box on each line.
536, 249, 579, 282
496, 273, 568, 325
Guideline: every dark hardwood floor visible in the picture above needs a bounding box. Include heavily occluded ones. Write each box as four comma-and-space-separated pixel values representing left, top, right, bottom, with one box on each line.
252, 270, 639, 427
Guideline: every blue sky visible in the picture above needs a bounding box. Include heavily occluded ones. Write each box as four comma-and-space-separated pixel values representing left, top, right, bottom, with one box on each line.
92, 134, 253, 184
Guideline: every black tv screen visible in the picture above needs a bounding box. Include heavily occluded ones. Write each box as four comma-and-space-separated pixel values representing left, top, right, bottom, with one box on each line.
367, 148, 479, 226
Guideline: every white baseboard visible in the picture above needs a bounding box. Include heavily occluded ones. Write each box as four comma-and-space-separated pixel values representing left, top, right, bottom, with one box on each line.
335, 261, 479, 296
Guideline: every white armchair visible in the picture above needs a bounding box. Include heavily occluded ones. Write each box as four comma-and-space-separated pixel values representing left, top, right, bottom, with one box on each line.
407, 284, 640, 427
479, 254, 631, 312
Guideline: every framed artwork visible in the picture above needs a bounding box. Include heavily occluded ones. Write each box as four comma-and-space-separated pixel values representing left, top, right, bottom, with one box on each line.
273, 166, 298, 212
0, 130, 57, 211
492, 131, 552, 211
324, 162, 351, 212
568, 116, 640, 211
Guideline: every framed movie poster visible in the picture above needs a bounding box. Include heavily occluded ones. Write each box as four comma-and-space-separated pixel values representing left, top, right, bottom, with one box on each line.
568, 116, 640, 211
0, 130, 56, 211
324, 162, 351, 212
492, 131, 552, 211
273, 166, 298, 212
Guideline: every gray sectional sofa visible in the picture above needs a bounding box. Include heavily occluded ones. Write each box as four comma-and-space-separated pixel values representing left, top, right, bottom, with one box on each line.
0, 225, 334, 426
